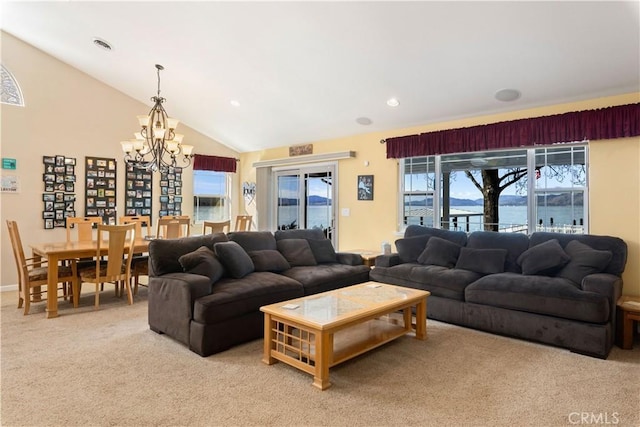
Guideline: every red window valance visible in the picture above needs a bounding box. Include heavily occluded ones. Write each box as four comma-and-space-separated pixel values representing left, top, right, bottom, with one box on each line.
386, 103, 640, 158
193, 154, 238, 173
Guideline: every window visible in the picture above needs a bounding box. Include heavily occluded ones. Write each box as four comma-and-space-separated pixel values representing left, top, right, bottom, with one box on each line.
193, 170, 229, 223
401, 157, 436, 228
399, 145, 588, 234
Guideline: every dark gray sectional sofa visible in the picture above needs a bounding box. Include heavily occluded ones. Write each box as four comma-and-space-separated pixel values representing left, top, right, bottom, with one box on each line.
370, 225, 628, 358
147, 229, 370, 356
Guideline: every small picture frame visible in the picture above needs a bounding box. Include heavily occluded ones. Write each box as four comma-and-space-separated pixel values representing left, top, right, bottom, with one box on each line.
357, 175, 374, 201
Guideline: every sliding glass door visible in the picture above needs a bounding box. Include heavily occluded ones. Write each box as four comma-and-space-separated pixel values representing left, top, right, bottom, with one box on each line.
274, 164, 335, 244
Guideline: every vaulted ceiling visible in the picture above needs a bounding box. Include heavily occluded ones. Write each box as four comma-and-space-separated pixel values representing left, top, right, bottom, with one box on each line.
2, 1, 639, 153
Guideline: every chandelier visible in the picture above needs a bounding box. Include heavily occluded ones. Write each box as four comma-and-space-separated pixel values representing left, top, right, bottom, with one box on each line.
121, 64, 194, 171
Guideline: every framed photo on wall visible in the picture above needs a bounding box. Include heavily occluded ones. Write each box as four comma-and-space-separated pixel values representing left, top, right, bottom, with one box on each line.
357, 175, 374, 201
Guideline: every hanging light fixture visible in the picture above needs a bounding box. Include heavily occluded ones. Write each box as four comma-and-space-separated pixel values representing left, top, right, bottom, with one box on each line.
121, 64, 194, 171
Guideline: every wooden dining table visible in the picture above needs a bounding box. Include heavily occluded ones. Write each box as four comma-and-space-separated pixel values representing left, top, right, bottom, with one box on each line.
30, 239, 150, 318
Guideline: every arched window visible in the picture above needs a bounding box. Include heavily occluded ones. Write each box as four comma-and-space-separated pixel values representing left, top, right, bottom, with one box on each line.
1, 65, 24, 106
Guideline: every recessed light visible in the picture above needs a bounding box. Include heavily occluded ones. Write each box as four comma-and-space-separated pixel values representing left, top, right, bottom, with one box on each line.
93, 37, 113, 51
386, 98, 400, 107
494, 88, 521, 102
230, 100, 240, 107
356, 117, 372, 125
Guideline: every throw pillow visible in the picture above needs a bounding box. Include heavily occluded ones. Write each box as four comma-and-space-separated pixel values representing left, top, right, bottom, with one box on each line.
276, 239, 318, 267
417, 236, 461, 267
455, 247, 507, 275
178, 246, 225, 283
556, 240, 613, 285
395, 234, 431, 263
213, 241, 255, 279
307, 239, 338, 263
248, 250, 291, 272
517, 239, 571, 276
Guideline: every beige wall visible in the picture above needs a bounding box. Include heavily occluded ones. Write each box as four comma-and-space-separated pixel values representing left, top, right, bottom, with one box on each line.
241, 93, 640, 296
0, 32, 239, 288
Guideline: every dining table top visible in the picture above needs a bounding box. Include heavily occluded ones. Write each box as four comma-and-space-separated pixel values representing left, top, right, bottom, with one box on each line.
30, 238, 151, 256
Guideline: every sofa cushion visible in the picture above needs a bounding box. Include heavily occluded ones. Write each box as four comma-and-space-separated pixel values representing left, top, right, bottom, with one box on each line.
466, 231, 529, 273
465, 273, 610, 323
517, 239, 570, 276
529, 232, 627, 276
248, 250, 291, 272
149, 233, 228, 276
455, 247, 507, 275
417, 236, 461, 268
228, 231, 277, 252
404, 225, 468, 246
178, 246, 225, 283
556, 240, 613, 286
274, 228, 326, 241
193, 272, 304, 324
280, 264, 371, 295
308, 239, 338, 263
213, 241, 255, 279
395, 234, 431, 263
276, 239, 318, 266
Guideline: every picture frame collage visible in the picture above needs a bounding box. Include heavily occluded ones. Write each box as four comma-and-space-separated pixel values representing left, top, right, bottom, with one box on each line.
85, 156, 117, 225
42, 155, 76, 229
158, 165, 183, 217
125, 164, 153, 221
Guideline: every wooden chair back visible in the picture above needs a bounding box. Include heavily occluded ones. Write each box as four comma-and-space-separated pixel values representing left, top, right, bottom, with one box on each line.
234, 215, 253, 231
203, 220, 231, 234
96, 224, 136, 280
6, 220, 78, 314
66, 216, 102, 242
119, 215, 151, 238
79, 223, 136, 307
156, 217, 190, 239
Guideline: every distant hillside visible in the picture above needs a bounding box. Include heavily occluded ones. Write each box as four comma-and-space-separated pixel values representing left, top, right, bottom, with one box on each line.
278, 195, 332, 206
408, 194, 582, 207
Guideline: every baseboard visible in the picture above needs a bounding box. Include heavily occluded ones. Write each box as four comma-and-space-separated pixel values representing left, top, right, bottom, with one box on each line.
1, 284, 18, 292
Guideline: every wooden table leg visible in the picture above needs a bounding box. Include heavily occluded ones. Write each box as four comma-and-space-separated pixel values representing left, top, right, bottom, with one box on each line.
622, 312, 639, 350
313, 332, 332, 390
46, 254, 59, 318
414, 298, 427, 340
262, 313, 276, 365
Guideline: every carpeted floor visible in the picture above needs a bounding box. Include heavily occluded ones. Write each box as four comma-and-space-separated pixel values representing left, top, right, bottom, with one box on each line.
1, 288, 639, 427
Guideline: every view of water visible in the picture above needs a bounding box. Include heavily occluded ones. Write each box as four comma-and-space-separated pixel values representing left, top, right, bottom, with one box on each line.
197, 204, 584, 233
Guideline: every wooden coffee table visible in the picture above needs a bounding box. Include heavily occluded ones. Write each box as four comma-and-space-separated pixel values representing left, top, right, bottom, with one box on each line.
260, 281, 430, 390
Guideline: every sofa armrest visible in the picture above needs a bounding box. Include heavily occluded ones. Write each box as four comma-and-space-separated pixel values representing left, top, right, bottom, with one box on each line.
148, 272, 213, 346
336, 252, 364, 266
581, 273, 623, 324
375, 253, 401, 268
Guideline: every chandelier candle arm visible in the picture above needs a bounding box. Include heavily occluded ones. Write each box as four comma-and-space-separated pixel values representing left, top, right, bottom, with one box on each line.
121, 64, 194, 172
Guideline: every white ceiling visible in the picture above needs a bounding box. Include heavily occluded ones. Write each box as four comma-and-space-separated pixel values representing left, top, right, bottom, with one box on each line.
2, 1, 639, 153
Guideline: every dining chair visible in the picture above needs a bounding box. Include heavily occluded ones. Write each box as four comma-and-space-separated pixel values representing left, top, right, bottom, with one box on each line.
203, 220, 231, 234
66, 216, 102, 242
78, 223, 136, 308
234, 215, 253, 231
119, 215, 151, 295
6, 220, 79, 315
156, 217, 190, 239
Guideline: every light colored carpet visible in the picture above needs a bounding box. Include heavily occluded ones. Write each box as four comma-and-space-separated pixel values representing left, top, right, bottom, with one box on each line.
1, 288, 639, 427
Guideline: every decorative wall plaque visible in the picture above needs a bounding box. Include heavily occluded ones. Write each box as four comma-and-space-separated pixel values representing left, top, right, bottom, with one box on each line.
85, 156, 117, 225
158, 165, 182, 217
124, 163, 153, 221
42, 155, 76, 229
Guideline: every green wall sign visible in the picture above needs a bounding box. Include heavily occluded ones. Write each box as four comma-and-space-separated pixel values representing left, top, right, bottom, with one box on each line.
2, 158, 16, 170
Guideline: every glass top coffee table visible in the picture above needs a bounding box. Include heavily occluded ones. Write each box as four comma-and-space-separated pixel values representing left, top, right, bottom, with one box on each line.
260, 281, 430, 390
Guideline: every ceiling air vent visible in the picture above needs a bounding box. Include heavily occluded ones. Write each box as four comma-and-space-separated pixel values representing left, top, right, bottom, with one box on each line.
93, 38, 113, 51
